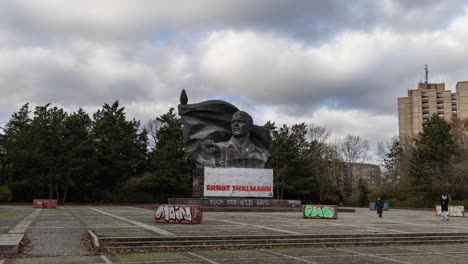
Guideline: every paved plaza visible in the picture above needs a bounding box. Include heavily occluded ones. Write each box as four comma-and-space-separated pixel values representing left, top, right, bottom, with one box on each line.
0, 205, 467, 263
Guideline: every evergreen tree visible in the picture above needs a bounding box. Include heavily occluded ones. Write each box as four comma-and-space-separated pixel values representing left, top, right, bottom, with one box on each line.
382, 136, 402, 188
29, 104, 68, 200
62, 109, 99, 202
3, 104, 34, 201
269, 123, 318, 201
92, 101, 148, 197
150, 108, 192, 197
356, 177, 370, 206
125, 108, 192, 201
409, 114, 458, 197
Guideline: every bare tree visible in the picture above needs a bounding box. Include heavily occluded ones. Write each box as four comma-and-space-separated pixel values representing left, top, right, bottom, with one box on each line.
338, 134, 371, 200
339, 134, 370, 164
145, 118, 162, 150
307, 123, 331, 145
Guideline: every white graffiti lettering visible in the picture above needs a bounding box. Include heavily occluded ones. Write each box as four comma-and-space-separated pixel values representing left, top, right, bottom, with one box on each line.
155, 205, 193, 222
226, 200, 237, 206
255, 200, 270, 206
209, 199, 225, 206
287, 200, 301, 207
240, 200, 253, 206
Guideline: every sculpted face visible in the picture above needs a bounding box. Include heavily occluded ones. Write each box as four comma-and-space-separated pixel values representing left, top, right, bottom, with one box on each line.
231, 111, 252, 138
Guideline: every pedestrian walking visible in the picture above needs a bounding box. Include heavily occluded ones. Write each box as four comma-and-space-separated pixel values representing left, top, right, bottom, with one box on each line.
376, 197, 384, 218
441, 193, 450, 221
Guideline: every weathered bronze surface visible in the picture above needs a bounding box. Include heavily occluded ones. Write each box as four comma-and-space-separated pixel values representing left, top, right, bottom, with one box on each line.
178, 90, 271, 168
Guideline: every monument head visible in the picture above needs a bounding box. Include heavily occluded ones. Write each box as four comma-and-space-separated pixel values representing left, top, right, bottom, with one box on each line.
231, 111, 252, 138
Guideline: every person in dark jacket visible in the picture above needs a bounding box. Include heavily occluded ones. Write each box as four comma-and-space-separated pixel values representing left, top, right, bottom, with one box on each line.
441, 193, 449, 221
376, 197, 384, 218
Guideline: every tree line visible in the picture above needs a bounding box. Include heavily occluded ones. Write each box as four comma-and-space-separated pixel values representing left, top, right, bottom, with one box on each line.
380, 114, 468, 207
0, 101, 383, 205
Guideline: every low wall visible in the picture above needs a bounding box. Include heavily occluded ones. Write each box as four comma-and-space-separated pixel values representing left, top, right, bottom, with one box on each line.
154, 204, 202, 224
435, 205, 464, 217
168, 198, 302, 208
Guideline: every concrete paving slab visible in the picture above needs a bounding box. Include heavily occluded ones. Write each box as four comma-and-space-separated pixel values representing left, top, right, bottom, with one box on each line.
26, 207, 88, 256
0, 206, 35, 230
87, 207, 175, 236
192, 249, 274, 260
110, 251, 196, 262
312, 256, 397, 264
338, 246, 419, 255
6, 256, 105, 264
9, 210, 41, 234
387, 254, 468, 264
258, 247, 354, 257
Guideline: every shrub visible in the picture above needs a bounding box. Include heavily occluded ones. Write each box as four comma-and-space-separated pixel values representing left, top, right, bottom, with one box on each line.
0, 185, 13, 202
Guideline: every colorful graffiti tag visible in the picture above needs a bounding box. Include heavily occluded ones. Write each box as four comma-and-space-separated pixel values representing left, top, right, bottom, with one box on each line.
33, 199, 57, 208
435, 205, 464, 217
154, 205, 203, 224
369, 202, 389, 211
303, 205, 337, 219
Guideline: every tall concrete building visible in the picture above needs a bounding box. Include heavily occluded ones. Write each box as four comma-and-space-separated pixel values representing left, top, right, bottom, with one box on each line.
398, 80, 468, 143
457, 81, 468, 120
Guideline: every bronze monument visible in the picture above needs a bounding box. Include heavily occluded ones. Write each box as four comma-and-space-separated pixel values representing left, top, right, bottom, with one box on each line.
178, 89, 271, 168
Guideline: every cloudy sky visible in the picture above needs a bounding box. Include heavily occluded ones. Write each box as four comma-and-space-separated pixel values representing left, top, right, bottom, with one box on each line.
1, 0, 468, 162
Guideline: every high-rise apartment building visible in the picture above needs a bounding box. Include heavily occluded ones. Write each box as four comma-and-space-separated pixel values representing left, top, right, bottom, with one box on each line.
457, 81, 468, 120
398, 80, 468, 143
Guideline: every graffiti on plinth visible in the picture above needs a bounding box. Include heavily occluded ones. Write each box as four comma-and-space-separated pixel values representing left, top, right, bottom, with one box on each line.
303, 204, 337, 219
435, 205, 464, 217
33, 199, 57, 209
154, 205, 203, 224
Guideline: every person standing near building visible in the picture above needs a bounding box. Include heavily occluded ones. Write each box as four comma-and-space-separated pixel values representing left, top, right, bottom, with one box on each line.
441, 193, 450, 221
376, 197, 384, 218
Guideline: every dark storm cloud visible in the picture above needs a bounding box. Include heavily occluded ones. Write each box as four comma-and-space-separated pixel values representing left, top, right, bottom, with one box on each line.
0, 0, 465, 44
